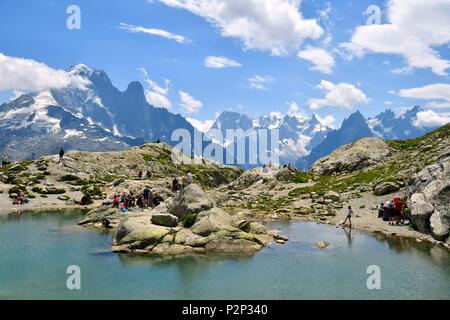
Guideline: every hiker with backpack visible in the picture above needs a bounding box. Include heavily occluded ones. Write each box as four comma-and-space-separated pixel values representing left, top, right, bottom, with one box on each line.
2, 153, 9, 167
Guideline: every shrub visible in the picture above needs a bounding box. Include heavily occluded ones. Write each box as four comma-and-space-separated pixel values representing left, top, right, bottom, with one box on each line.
31, 186, 66, 195
182, 213, 197, 228
59, 174, 80, 182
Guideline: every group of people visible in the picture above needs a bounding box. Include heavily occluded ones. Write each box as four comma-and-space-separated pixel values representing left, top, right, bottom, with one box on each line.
13, 192, 29, 205
112, 186, 163, 212
377, 197, 410, 225
138, 170, 152, 180
171, 171, 192, 192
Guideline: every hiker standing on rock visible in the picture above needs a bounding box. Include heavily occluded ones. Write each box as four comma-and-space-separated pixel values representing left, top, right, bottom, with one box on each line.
2, 153, 8, 167
343, 206, 353, 228
58, 148, 65, 163
186, 171, 193, 185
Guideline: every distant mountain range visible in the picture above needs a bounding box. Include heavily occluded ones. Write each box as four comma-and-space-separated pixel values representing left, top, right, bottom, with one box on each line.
0, 64, 195, 160
0, 64, 444, 168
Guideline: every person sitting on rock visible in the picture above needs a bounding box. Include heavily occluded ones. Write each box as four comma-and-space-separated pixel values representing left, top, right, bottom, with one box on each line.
137, 195, 144, 208
172, 177, 180, 192
101, 218, 111, 229
152, 192, 163, 207
15, 192, 26, 205
129, 191, 136, 207
146, 171, 152, 180
138, 170, 143, 179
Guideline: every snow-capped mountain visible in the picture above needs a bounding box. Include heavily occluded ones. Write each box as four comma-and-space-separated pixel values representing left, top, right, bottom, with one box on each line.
367, 106, 427, 140
296, 106, 443, 170
0, 64, 195, 160
207, 110, 332, 165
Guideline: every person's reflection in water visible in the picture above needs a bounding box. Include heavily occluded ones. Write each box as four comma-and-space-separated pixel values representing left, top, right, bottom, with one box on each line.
343, 227, 353, 248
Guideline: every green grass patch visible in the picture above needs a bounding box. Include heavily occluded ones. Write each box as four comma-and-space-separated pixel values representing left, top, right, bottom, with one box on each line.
182, 213, 197, 228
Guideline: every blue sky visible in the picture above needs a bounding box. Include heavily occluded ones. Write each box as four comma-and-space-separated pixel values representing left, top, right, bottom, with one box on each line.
1, 0, 450, 129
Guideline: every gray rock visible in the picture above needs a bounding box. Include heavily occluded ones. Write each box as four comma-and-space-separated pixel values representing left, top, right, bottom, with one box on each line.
373, 181, 400, 196
311, 137, 390, 175
169, 184, 214, 219
409, 193, 434, 233
151, 213, 179, 227
408, 155, 450, 241
430, 210, 450, 241
324, 191, 341, 201
191, 208, 235, 237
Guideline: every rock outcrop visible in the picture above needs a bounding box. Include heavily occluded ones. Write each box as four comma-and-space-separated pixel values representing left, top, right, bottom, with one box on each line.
408, 152, 450, 242
310, 137, 390, 175
110, 184, 276, 254
373, 181, 400, 196
169, 184, 214, 220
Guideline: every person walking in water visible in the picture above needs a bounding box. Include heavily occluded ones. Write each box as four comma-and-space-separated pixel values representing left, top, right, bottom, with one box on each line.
58, 148, 65, 163
343, 206, 353, 228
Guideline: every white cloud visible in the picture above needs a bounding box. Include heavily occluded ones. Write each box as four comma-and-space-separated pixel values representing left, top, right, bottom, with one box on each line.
414, 110, 450, 128
119, 23, 190, 44
309, 80, 369, 110
398, 83, 450, 108
340, 0, 450, 76
138, 67, 172, 109
204, 56, 241, 69
158, 0, 323, 56
297, 46, 335, 74
179, 91, 203, 113
315, 113, 336, 128
248, 75, 274, 91
287, 101, 308, 120
0, 53, 89, 92
186, 117, 214, 132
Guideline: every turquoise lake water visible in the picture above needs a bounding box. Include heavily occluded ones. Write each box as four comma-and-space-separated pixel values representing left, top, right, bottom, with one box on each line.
0, 211, 449, 300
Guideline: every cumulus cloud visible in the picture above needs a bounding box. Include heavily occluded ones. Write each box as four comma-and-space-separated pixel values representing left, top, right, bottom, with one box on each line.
186, 117, 214, 132
414, 110, 450, 128
248, 75, 274, 91
297, 46, 335, 74
179, 90, 203, 113
340, 0, 450, 76
0, 53, 89, 92
158, 0, 323, 56
398, 83, 450, 109
119, 23, 190, 44
204, 56, 241, 69
309, 80, 369, 110
139, 67, 172, 109
287, 101, 308, 119
315, 113, 336, 128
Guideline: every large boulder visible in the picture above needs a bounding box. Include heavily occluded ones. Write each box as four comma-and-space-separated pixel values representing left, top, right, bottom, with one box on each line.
311, 137, 390, 175
409, 193, 434, 233
191, 208, 235, 236
324, 191, 341, 201
169, 184, 214, 219
113, 217, 172, 250
408, 154, 450, 241
373, 181, 401, 196
151, 213, 179, 227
